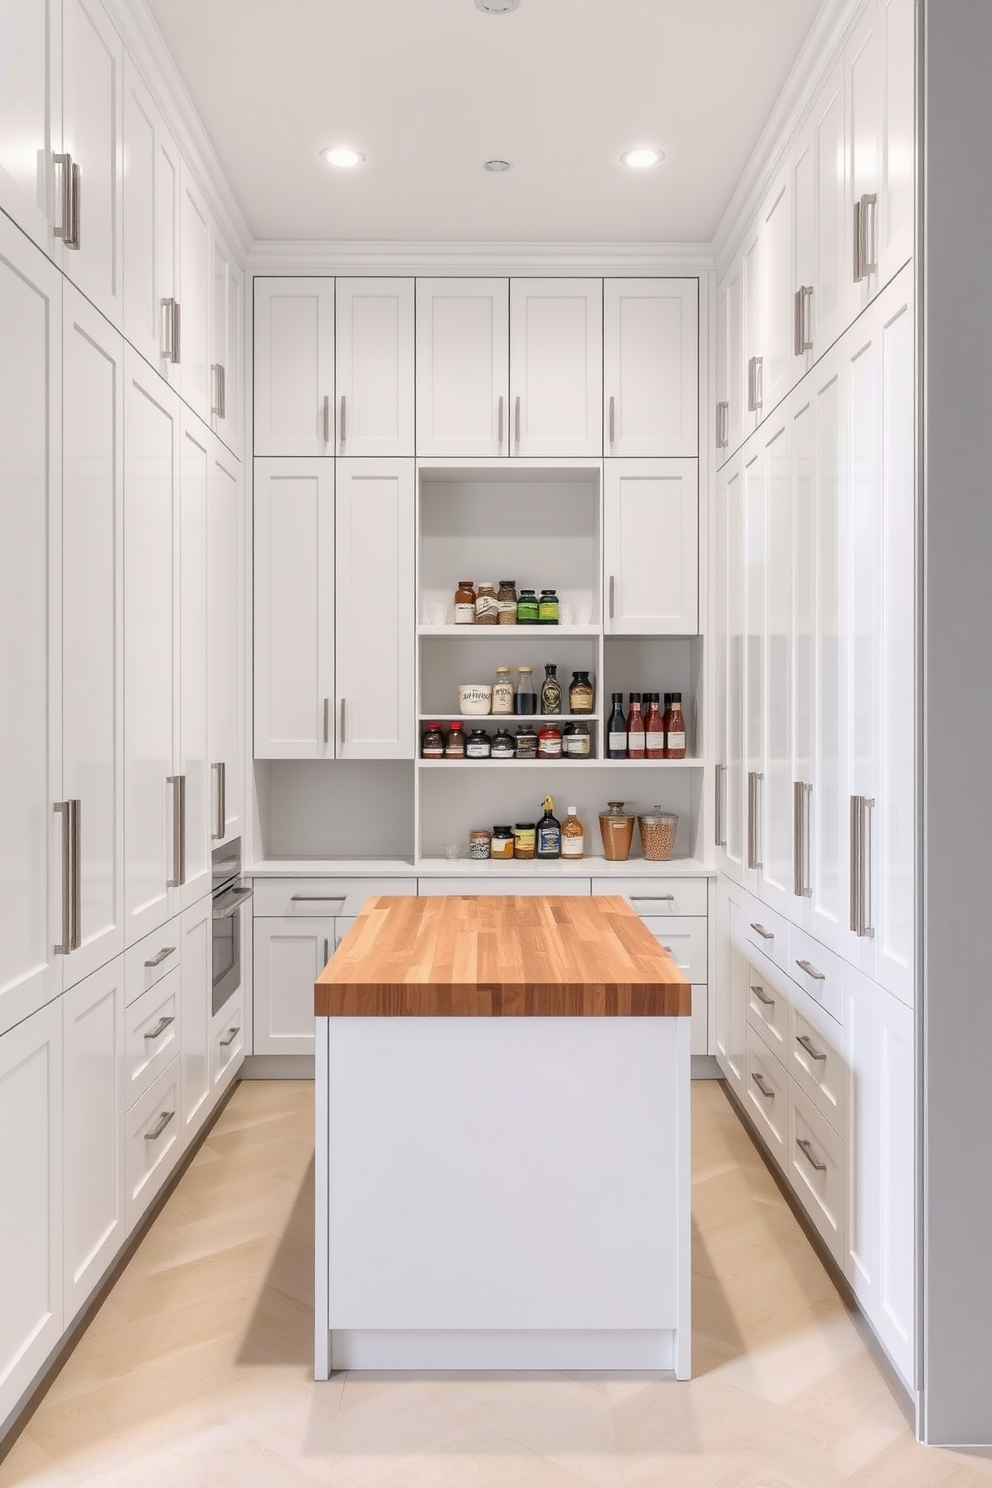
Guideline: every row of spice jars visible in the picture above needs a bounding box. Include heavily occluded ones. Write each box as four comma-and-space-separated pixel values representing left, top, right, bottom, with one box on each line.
471, 804, 585, 861
421, 721, 593, 760
492, 665, 594, 715
455, 580, 560, 626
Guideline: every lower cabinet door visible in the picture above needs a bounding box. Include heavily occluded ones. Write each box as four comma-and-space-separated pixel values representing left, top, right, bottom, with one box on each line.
63, 960, 126, 1323
211, 991, 245, 1093
789, 1083, 844, 1265
179, 897, 212, 1148
125, 1056, 181, 1235
253, 916, 331, 1055
0, 1000, 63, 1433
716, 875, 747, 1097
744, 1023, 789, 1169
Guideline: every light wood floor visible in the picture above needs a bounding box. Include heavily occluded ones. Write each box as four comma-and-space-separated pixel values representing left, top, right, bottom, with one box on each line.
2, 1080, 989, 1487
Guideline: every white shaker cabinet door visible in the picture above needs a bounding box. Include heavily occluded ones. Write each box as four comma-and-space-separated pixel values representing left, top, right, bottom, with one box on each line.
335, 278, 414, 456
810, 58, 850, 357
755, 413, 794, 919
123, 59, 181, 389
759, 169, 795, 416
335, 459, 415, 760
61, 0, 123, 328
510, 279, 602, 457
877, 0, 915, 288
604, 278, 698, 457
0, 219, 62, 1041
0, 0, 59, 255
415, 278, 509, 456
179, 895, 212, 1148
179, 163, 211, 424
715, 875, 747, 1098
715, 454, 745, 885
740, 218, 763, 439
720, 253, 745, 460
742, 441, 765, 899
253, 458, 335, 759
179, 413, 211, 909
605, 460, 698, 636
254, 277, 335, 456
791, 126, 816, 377
62, 286, 125, 989
845, 4, 880, 315
123, 349, 180, 946
253, 917, 327, 1056
211, 225, 243, 457
62, 957, 125, 1324
0, 999, 63, 1432
208, 438, 244, 844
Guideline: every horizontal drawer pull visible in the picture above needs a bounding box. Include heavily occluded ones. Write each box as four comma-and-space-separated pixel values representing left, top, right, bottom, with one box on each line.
219, 1025, 240, 1047
144, 1109, 174, 1142
751, 1071, 775, 1099
630, 895, 675, 902
143, 1015, 174, 1041
144, 946, 176, 968
290, 894, 347, 903
750, 922, 774, 940
796, 1136, 827, 1173
750, 983, 774, 1007
796, 1033, 827, 1061
795, 958, 826, 981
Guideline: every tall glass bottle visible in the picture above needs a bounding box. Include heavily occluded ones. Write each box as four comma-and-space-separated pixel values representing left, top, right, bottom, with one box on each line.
645, 694, 665, 760
665, 692, 687, 759
540, 663, 562, 714
607, 693, 627, 758
515, 665, 537, 715
626, 693, 645, 760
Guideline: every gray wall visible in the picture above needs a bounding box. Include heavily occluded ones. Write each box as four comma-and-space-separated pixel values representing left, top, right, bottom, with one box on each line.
922, 0, 992, 1446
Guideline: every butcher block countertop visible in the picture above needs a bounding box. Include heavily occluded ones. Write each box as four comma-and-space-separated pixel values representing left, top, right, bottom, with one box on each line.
314, 894, 690, 1018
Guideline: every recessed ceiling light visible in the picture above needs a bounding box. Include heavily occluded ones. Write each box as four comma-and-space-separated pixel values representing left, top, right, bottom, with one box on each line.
320, 146, 365, 169
483, 159, 513, 172
475, 0, 520, 12
620, 147, 665, 169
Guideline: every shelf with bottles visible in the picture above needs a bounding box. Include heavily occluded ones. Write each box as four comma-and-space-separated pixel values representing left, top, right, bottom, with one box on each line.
417, 623, 600, 638
419, 637, 601, 722
602, 635, 703, 760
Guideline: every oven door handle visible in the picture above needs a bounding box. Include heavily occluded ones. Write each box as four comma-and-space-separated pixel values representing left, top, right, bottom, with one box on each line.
212, 885, 253, 920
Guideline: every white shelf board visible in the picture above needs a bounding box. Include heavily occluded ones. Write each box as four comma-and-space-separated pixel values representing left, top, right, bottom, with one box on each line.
417, 758, 705, 769
414, 855, 714, 877
418, 713, 602, 724
419, 625, 600, 639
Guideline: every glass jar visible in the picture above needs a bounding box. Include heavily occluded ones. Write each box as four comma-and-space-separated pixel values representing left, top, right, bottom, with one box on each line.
491, 825, 515, 860
475, 581, 499, 625
513, 823, 536, 860
515, 665, 537, 714
491, 728, 515, 759
454, 580, 476, 625
491, 666, 515, 715
466, 728, 491, 759
564, 720, 591, 758
568, 670, 594, 714
517, 588, 539, 624
598, 800, 635, 862
497, 580, 517, 625
561, 807, 585, 860
444, 722, 466, 760
514, 723, 538, 760
421, 722, 445, 760
538, 589, 559, 625
540, 663, 562, 714
468, 829, 492, 860
538, 721, 563, 759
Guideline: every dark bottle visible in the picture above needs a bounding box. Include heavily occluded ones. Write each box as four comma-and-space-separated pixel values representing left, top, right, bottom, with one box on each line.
666, 692, 687, 760
515, 665, 538, 714
626, 693, 645, 760
568, 670, 594, 714
540, 663, 563, 714
661, 692, 673, 753
607, 693, 627, 759
536, 795, 561, 859
645, 694, 665, 760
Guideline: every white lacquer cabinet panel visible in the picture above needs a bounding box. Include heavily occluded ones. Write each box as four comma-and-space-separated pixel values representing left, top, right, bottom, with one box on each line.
759, 173, 795, 415
604, 460, 698, 635
510, 279, 602, 457
179, 414, 210, 908
179, 896, 212, 1148
61, 0, 123, 326
715, 875, 747, 1098
335, 278, 414, 456
208, 438, 243, 843
122, 59, 180, 388
740, 220, 763, 439
0, 0, 59, 254
179, 163, 210, 424
604, 279, 698, 456
756, 415, 794, 918
812, 59, 851, 356
211, 226, 242, 456
716, 456, 745, 883
415, 278, 509, 456
254, 277, 335, 456
878, 0, 915, 285
846, 4, 880, 316
253, 917, 324, 1056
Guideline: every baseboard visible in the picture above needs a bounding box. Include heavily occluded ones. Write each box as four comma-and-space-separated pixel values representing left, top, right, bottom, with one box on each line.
691, 1055, 722, 1080
240, 1055, 315, 1080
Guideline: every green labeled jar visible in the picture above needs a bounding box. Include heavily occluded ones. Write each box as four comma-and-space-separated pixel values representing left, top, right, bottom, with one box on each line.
538, 589, 559, 625
517, 588, 539, 624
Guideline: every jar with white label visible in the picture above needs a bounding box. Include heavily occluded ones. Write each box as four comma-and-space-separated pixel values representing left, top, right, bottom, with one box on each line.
475, 582, 499, 625
454, 580, 476, 625
492, 666, 515, 715
491, 728, 515, 759
564, 721, 591, 758
466, 729, 491, 759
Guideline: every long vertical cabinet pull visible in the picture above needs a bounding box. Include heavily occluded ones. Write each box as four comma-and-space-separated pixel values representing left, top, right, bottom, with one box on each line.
340, 699, 347, 746
849, 794, 875, 936
53, 154, 80, 249
211, 762, 226, 841
747, 772, 763, 870
339, 395, 347, 447
608, 575, 615, 620
53, 799, 81, 953
747, 356, 763, 414
212, 365, 226, 420
172, 302, 181, 364
714, 765, 727, 849
497, 395, 504, 452
322, 698, 330, 746
162, 298, 176, 362
322, 395, 330, 445
853, 195, 878, 283
514, 395, 521, 449
608, 395, 616, 448
850, 794, 861, 932
167, 775, 186, 888
794, 287, 813, 356
793, 781, 812, 897
853, 199, 863, 282
716, 401, 729, 449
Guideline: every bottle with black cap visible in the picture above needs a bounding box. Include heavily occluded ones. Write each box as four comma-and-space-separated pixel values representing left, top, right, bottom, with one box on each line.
607, 693, 627, 758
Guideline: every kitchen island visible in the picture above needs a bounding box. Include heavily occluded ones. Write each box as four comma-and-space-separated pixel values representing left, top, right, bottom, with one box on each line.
313, 895, 692, 1377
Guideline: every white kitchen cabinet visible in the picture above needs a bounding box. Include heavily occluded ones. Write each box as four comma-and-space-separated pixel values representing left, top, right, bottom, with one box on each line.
253, 458, 334, 759
253, 916, 326, 1056
60, 0, 123, 327
0, 219, 62, 1040
335, 459, 415, 759
790, 128, 816, 382
715, 455, 745, 883
509, 279, 602, 457
603, 278, 698, 456
178, 895, 212, 1148
253, 277, 335, 456
208, 437, 244, 843
415, 278, 509, 456
335, 278, 414, 456
62, 285, 125, 989
846, 3, 880, 317
801, 57, 852, 362
124, 1052, 181, 1234
716, 254, 744, 463
123, 58, 181, 389
0, 0, 59, 255
715, 875, 747, 1099
877, 0, 915, 286
62, 956, 124, 1323
123, 348, 181, 945
179, 163, 211, 424
604, 460, 698, 636
210, 225, 243, 456
759, 169, 796, 416
179, 412, 211, 908
742, 440, 763, 896
740, 219, 764, 438
0, 999, 63, 1431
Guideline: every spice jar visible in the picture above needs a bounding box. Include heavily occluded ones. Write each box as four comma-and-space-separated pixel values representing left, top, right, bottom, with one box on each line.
421, 722, 445, 760
598, 800, 636, 862
538, 721, 563, 759
475, 581, 498, 625
497, 580, 517, 624
468, 829, 492, 860
513, 823, 536, 860
516, 588, 539, 624
444, 722, 466, 760
454, 580, 476, 625
514, 723, 538, 760
491, 728, 515, 759
568, 670, 594, 714
492, 666, 515, 715
466, 728, 491, 759
564, 720, 591, 758
491, 825, 515, 860
538, 589, 560, 625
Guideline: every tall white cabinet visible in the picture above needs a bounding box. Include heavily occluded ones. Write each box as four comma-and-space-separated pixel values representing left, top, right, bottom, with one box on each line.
415, 278, 509, 456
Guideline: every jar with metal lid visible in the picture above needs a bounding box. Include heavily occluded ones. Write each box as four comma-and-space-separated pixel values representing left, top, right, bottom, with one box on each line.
637, 807, 679, 861
569, 670, 595, 714
517, 588, 539, 624
497, 580, 517, 624
468, 829, 492, 860
598, 800, 636, 862
513, 823, 536, 860
538, 722, 563, 759
421, 722, 445, 760
564, 720, 591, 758
538, 589, 559, 625
454, 580, 476, 625
492, 666, 515, 715
514, 723, 538, 760
466, 728, 491, 759
491, 728, 515, 759
475, 582, 499, 625
445, 722, 466, 760
491, 825, 515, 860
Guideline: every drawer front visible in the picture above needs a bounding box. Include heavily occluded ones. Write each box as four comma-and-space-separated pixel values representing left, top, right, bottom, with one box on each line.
124, 917, 182, 1006
745, 1025, 790, 1168
745, 946, 790, 1059
641, 916, 707, 984
789, 924, 843, 1025
252, 877, 411, 918
745, 894, 788, 973
125, 969, 181, 1109
789, 1083, 845, 1264
417, 878, 591, 897
125, 1056, 182, 1235
211, 993, 245, 1092
790, 991, 845, 1135
591, 877, 707, 917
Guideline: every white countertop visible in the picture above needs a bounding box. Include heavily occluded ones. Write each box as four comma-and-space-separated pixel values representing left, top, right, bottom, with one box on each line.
249, 855, 715, 878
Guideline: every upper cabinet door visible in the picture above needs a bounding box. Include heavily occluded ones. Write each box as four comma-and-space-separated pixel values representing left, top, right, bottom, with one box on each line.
61, 0, 123, 327
415, 278, 509, 457
208, 437, 243, 844
759, 173, 795, 417
604, 279, 698, 457
791, 127, 816, 374
123, 60, 181, 389
811, 58, 851, 356
254, 277, 335, 457
510, 279, 602, 457
716, 454, 746, 883
719, 254, 745, 459
335, 278, 414, 457
846, 3, 880, 312
179, 163, 210, 424
0, 0, 59, 255
210, 226, 243, 458
335, 459, 415, 759
740, 220, 764, 438
178, 414, 211, 911
0, 219, 62, 1041
877, 0, 915, 286
604, 459, 698, 636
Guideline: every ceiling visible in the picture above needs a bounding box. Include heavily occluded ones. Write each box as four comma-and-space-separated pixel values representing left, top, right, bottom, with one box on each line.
146, 0, 824, 244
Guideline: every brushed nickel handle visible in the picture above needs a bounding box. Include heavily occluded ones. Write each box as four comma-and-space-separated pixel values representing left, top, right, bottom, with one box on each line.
166, 775, 185, 887
497, 394, 504, 451
751, 1071, 775, 1099
608, 394, 615, 447
514, 394, 521, 448
144, 1109, 175, 1142
796, 1136, 827, 1173
750, 983, 774, 1007
143, 946, 176, 968
850, 794, 861, 934
796, 958, 826, 981
747, 356, 763, 413
162, 297, 176, 361
219, 1026, 240, 1047
630, 895, 675, 902
861, 796, 875, 939
794, 288, 804, 357
747, 772, 763, 869
801, 285, 813, 352
212, 886, 253, 920
716, 400, 729, 449
144, 1015, 175, 1041
323, 937, 329, 964
801, 781, 812, 897
212, 762, 226, 841
54, 155, 80, 249
54, 801, 72, 954
793, 779, 804, 897
861, 193, 877, 276
796, 1033, 827, 1062
212, 364, 226, 419
69, 799, 81, 950
323, 697, 330, 746
715, 763, 727, 848
853, 198, 863, 282
339, 393, 347, 445
172, 301, 181, 364
608, 574, 615, 620
340, 697, 346, 746
749, 921, 774, 941
323, 394, 330, 444
290, 894, 346, 903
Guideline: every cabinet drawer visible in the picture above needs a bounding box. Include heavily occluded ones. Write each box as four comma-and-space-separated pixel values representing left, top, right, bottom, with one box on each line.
211, 993, 245, 1093
789, 924, 843, 1025
125, 1056, 182, 1235
252, 877, 411, 918
124, 917, 181, 1006
789, 1083, 845, 1265
744, 1025, 789, 1169
591, 877, 707, 917
642, 916, 707, 984
745, 895, 788, 973
746, 947, 790, 1060
790, 991, 845, 1135
417, 878, 590, 897
125, 969, 180, 1109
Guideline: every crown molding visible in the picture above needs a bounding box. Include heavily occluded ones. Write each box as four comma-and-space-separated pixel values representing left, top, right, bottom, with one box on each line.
247, 239, 715, 277
710, 0, 867, 275
103, 0, 252, 262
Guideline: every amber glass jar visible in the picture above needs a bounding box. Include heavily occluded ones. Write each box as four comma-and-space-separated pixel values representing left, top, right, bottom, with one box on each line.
497, 581, 517, 624
454, 580, 476, 625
